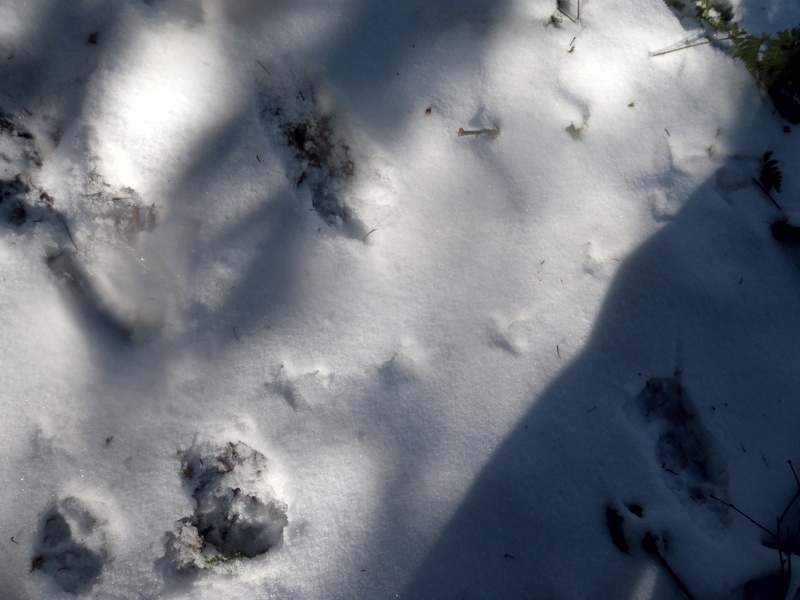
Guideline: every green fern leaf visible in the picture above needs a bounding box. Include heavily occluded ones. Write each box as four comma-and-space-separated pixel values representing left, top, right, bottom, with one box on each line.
695, 0, 734, 32
730, 27, 800, 91
204, 550, 246, 568
730, 33, 767, 80
763, 29, 800, 90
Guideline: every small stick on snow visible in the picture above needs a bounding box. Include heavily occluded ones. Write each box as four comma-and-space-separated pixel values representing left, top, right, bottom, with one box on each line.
557, 8, 576, 23
709, 494, 774, 537
256, 60, 271, 75
650, 37, 731, 58
57, 213, 79, 251
661, 463, 679, 477
577, 0, 581, 21
457, 127, 500, 138
362, 228, 378, 242
642, 533, 697, 600
752, 177, 784, 212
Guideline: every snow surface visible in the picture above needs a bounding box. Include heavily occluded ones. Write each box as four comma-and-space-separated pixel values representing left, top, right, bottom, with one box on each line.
2, 0, 800, 598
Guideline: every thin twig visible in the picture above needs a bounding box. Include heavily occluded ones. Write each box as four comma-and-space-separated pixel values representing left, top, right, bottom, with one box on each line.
577, 0, 581, 21
256, 60, 270, 75
711, 461, 800, 597
56, 213, 79, 251
752, 177, 784, 212
361, 228, 378, 242
650, 37, 731, 58
789, 460, 799, 488
777, 516, 787, 587
710, 494, 775, 538
557, 8, 576, 23
457, 127, 500, 138
642, 533, 697, 600
778, 486, 800, 524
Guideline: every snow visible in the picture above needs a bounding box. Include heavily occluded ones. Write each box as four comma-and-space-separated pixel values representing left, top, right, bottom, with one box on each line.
2, 0, 800, 598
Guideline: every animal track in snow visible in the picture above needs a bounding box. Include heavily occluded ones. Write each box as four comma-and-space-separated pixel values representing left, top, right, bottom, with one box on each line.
582, 241, 620, 281
379, 342, 427, 384
31, 496, 111, 594
488, 315, 532, 355
163, 441, 288, 572
265, 363, 333, 410
626, 373, 730, 523
649, 188, 684, 222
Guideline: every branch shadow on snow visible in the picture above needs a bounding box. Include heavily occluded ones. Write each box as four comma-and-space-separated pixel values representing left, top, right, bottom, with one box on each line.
163, 107, 314, 345
144, 0, 518, 356
64, 0, 516, 350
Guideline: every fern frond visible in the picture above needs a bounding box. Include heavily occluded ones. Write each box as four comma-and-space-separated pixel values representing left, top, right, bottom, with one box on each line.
695, 0, 734, 32
759, 28, 800, 90
730, 27, 800, 90
761, 151, 783, 194
662, 0, 734, 33
730, 33, 768, 80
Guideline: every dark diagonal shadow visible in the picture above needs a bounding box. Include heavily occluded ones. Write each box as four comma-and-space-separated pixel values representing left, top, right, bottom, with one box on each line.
399, 130, 800, 599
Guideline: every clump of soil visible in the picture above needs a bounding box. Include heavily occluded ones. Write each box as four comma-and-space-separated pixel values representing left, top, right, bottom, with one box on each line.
163, 441, 288, 572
